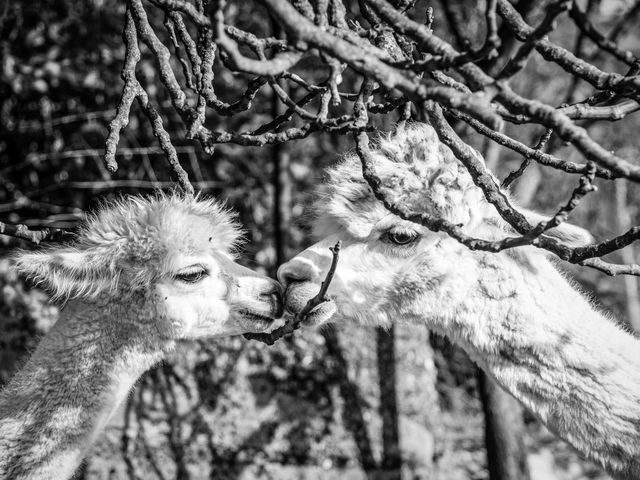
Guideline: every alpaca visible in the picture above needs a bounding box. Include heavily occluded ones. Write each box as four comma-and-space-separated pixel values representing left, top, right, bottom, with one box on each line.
278, 124, 640, 479
0, 194, 283, 480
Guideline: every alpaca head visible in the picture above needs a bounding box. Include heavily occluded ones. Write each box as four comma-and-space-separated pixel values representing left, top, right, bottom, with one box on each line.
278, 123, 592, 328
14, 194, 283, 341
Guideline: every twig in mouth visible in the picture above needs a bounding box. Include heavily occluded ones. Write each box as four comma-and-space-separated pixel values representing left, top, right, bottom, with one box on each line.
244, 241, 341, 345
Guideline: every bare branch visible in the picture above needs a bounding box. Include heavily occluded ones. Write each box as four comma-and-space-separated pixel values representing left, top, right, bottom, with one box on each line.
498, 0, 570, 79
92, 0, 640, 277
0, 221, 75, 245
104, 9, 143, 173
214, 2, 304, 76
569, 1, 638, 66
497, 0, 640, 97
148, 0, 210, 27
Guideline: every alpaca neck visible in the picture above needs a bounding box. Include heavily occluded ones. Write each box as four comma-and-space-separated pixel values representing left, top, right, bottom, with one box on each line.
443, 251, 640, 479
0, 300, 168, 480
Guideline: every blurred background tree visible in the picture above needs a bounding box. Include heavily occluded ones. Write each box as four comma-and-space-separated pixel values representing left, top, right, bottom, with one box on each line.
2, 0, 640, 479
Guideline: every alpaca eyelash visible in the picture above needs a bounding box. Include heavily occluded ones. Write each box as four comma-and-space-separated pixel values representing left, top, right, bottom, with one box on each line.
174, 266, 209, 283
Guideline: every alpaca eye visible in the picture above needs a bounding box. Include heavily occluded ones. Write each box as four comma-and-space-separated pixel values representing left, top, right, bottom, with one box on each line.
175, 269, 208, 283
383, 230, 420, 246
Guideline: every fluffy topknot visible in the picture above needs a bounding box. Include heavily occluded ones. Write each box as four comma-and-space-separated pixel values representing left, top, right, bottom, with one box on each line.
80, 192, 243, 260
317, 122, 487, 236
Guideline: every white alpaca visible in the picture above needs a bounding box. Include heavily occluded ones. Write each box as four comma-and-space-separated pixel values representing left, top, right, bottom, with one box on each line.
0, 194, 282, 480
278, 124, 640, 479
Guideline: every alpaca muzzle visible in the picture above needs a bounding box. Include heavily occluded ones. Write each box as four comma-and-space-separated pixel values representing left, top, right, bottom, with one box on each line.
277, 237, 339, 325
216, 254, 284, 322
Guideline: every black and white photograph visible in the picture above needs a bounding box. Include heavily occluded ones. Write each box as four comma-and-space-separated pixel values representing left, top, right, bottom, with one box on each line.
1, 0, 640, 479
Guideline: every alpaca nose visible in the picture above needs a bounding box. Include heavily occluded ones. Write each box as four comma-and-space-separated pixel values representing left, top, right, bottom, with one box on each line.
277, 260, 315, 287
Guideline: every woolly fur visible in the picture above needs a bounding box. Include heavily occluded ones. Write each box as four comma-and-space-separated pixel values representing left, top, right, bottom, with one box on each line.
285, 122, 640, 479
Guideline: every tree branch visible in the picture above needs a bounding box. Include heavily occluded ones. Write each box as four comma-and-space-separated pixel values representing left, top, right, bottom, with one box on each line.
244, 241, 341, 345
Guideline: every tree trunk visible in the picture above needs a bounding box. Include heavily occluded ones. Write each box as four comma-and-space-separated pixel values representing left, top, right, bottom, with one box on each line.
478, 370, 531, 480
377, 326, 402, 479
271, 24, 292, 271
271, 128, 291, 269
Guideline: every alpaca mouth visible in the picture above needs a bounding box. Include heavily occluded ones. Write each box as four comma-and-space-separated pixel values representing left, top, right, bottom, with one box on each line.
237, 310, 276, 332
284, 281, 337, 325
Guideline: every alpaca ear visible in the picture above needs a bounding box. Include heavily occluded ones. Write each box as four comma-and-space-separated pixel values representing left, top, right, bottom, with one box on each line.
13, 246, 116, 299
521, 208, 594, 247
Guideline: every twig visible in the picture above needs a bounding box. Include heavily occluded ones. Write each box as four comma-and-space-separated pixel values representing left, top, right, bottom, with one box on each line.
569, 1, 637, 66
213, 0, 304, 76
498, 0, 570, 79
448, 109, 614, 179
244, 241, 341, 345
497, 0, 640, 98
502, 129, 553, 188
148, 0, 210, 27
104, 8, 142, 173
0, 221, 75, 245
